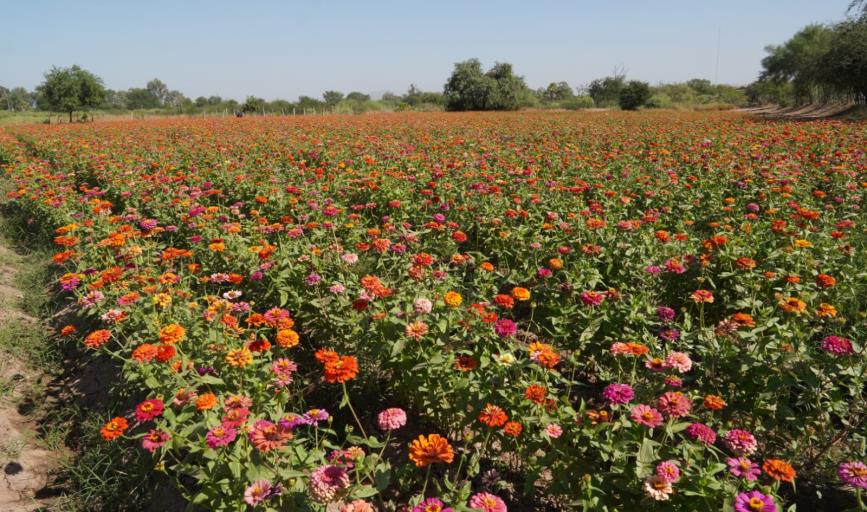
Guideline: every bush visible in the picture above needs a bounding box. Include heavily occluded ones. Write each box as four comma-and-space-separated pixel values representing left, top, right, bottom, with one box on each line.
619, 80, 652, 110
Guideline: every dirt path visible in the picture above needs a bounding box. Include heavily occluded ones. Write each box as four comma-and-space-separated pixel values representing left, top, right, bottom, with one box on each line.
0, 240, 61, 511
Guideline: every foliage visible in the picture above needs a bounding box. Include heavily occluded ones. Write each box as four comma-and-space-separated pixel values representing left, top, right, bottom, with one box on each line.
588, 74, 625, 107
619, 80, 651, 110
35, 65, 106, 122
444, 59, 530, 111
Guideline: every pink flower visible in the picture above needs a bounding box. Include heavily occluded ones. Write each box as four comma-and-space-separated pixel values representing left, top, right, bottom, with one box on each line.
690, 289, 714, 303
685, 423, 716, 445
630, 404, 663, 428
413, 497, 453, 512
493, 319, 517, 338
141, 429, 170, 453
821, 335, 853, 356
377, 408, 407, 431
838, 461, 867, 489
544, 423, 563, 438
657, 391, 691, 418
134, 398, 164, 422
727, 457, 760, 481
664, 352, 692, 373
602, 383, 635, 405
244, 479, 281, 506
341, 500, 375, 512
413, 298, 433, 314
308, 465, 351, 503
724, 429, 758, 456
468, 492, 507, 512
206, 425, 238, 448
580, 290, 605, 306
656, 460, 680, 483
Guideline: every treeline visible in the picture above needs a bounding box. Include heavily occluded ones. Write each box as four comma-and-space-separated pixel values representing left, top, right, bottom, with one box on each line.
3, 63, 748, 122
747, 14, 866, 106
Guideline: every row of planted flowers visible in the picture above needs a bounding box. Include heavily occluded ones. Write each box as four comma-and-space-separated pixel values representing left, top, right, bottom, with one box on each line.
1, 111, 865, 510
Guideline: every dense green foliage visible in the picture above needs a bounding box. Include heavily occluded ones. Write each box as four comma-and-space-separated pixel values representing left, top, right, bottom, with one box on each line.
619, 80, 652, 110
35, 65, 106, 122
749, 18, 867, 105
443, 59, 532, 111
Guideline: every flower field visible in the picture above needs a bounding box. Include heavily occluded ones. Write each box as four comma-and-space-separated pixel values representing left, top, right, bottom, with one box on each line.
1, 111, 865, 511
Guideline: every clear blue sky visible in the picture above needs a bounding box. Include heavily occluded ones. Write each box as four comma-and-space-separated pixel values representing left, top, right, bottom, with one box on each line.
0, 0, 852, 101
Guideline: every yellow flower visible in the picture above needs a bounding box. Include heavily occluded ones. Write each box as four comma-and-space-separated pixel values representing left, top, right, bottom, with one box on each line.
226, 347, 253, 368
793, 239, 812, 248
153, 293, 172, 308
443, 291, 463, 308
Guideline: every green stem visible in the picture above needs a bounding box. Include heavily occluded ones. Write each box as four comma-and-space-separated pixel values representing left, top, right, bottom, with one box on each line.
420, 464, 432, 497
342, 382, 368, 438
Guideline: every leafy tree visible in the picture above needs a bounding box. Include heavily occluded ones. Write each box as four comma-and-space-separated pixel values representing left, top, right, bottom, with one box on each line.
146, 79, 169, 106
443, 59, 528, 111
542, 82, 574, 102
268, 99, 293, 113
588, 75, 626, 107
36, 65, 105, 122
241, 96, 266, 113
322, 90, 344, 107
686, 78, 714, 95
194, 96, 208, 107
207, 96, 223, 105
346, 91, 370, 102
5, 87, 33, 111
619, 80, 651, 110
125, 88, 160, 109
760, 24, 833, 103
296, 96, 324, 112
821, 19, 867, 100
102, 89, 128, 109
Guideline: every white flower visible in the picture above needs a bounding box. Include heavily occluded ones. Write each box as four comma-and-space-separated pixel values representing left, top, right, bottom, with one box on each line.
644, 475, 673, 501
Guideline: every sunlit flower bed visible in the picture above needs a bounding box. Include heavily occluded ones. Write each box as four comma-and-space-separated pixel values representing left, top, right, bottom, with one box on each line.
2, 111, 865, 511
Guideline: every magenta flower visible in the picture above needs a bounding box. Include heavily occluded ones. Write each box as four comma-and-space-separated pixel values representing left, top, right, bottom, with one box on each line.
602, 383, 635, 405
685, 423, 716, 445
493, 319, 517, 338
141, 429, 170, 453
838, 461, 867, 489
413, 497, 453, 512
655, 460, 680, 483
724, 429, 758, 456
733, 490, 775, 512
821, 335, 854, 356
205, 425, 238, 448
244, 479, 282, 506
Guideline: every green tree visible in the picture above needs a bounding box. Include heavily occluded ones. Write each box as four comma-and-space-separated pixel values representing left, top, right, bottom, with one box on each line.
322, 90, 344, 107
146, 79, 169, 106
36, 65, 105, 122
241, 96, 266, 114
125, 88, 160, 109
588, 74, 626, 107
821, 19, 867, 100
443, 59, 528, 111
542, 82, 575, 102
345, 91, 370, 102
619, 80, 651, 110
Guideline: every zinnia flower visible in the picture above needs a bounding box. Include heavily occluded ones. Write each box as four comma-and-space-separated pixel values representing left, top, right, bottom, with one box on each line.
820, 335, 853, 356
409, 434, 454, 467
664, 352, 692, 373
468, 492, 507, 512
413, 497, 453, 512
630, 404, 663, 428
656, 460, 680, 483
724, 429, 758, 456
838, 461, 867, 489
308, 465, 351, 503
602, 383, 634, 405
141, 429, 170, 452
244, 479, 282, 506
733, 490, 775, 512
100, 417, 128, 441
377, 408, 407, 431
643, 475, 672, 501
762, 459, 796, 482
206, 425, 238, 448
685, 423, 716, 445
657, 391, 691, 418
134, 398, 164, 422
727, 457, 760, 481
478, 404, 508, 427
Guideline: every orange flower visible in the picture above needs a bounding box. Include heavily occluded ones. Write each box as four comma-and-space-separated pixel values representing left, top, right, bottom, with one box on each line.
479, 261, 494, 272
816, 303, 837, 317
779, 297, 807, 315
816, 273, 836, 288
511, 287, 531, 301
703, 394, 726, 410
443, 291, 463, 308
408, 434, 454, 467
524, 384, 548, 404
323, 355, 359, 383
84, 329, 111, 349
763, 459, 796, 482
195, 392, 217, 411
503, 421, 522, 437
275, 329, 300, 348
478, 404, 508, 427
100, 416, 128, 441
225, 347, 253, 368
731, 313, 755, 328
159, 323, 186, 344
60, 324, 77, 336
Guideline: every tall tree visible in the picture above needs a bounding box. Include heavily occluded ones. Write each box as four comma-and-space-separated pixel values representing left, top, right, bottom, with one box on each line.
36, 65, 105, 122
322, 90, 344, 107
146, 79, 169, 106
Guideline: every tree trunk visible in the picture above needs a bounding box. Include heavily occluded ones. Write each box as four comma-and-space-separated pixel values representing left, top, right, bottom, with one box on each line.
69, 110, 73, 123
